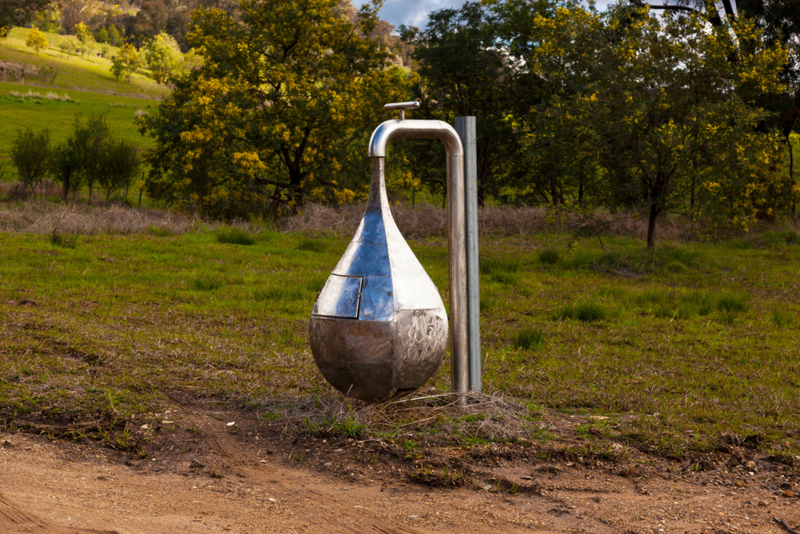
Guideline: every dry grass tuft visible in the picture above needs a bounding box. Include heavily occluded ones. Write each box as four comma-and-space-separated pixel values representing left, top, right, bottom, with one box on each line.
0, 200, 208, 235
270, 390, 540, 443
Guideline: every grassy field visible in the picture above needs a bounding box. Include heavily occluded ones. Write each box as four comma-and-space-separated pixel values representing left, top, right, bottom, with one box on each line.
0, 82, 156, 156
1, 28, 168, 98
1, 202, 798, 463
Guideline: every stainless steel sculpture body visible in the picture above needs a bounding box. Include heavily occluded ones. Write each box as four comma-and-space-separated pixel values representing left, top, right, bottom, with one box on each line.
310, 102, 468, 402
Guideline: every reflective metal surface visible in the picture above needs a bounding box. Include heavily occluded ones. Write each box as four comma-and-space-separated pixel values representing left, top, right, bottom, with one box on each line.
310, 157, 449, 402
310, 103, 468, 402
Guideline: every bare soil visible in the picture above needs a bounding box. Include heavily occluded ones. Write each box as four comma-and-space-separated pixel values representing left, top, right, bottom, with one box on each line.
1, 400, 798, 534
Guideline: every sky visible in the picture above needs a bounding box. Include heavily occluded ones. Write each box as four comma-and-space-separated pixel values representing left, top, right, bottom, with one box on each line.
378, 0, 616, 29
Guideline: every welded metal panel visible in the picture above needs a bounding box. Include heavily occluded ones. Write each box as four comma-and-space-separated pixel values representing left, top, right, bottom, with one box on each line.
393, 308, 448, 388
312, 275, 362, 319
358, 276, 394, 321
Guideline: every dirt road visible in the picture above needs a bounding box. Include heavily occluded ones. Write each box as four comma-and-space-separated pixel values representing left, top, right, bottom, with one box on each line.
1, 404, 798, 534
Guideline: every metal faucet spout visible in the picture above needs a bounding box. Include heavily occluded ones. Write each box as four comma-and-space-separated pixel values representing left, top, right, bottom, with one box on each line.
368, 120, 464, 158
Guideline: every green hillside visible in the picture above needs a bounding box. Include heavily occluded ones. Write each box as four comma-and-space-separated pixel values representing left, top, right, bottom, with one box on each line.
0, 83, 156, 156
1, 28, 168, 98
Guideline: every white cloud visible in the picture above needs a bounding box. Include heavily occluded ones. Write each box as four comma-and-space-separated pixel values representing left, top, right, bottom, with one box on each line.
377, 0, 469, 29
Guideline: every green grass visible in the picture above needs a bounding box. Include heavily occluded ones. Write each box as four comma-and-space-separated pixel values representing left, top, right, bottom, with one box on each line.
0, 81, 156, 159
1, 212, 800, 461
215, 227, 256, 246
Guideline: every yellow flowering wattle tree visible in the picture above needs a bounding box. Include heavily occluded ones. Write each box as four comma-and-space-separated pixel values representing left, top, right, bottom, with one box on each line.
517, 2, 788, 247
139, 0, 410, 218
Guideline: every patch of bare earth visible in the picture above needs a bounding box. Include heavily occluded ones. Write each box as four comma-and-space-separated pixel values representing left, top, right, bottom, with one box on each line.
1, 400, 799, 534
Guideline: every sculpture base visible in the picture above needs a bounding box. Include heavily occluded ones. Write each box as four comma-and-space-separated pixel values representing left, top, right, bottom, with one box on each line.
309, 309, 447, 402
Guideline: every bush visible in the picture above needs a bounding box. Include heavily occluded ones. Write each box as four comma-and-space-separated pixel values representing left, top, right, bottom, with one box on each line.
11, 127, 51, 199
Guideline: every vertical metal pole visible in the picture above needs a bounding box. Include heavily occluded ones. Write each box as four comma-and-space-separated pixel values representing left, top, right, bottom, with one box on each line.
447, 152, 469, 399
455, 117, 481, 393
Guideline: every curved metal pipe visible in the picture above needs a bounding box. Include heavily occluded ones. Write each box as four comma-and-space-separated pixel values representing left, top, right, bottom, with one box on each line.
368, 118, 468, 397
368, 120, 464, 158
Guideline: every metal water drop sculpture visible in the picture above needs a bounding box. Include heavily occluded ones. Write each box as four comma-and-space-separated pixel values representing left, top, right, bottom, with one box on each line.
310, 101, 468, 403
309, 151, 449, 402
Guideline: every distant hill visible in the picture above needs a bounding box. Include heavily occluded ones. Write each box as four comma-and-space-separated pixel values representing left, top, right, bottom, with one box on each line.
0, 28, 168, 98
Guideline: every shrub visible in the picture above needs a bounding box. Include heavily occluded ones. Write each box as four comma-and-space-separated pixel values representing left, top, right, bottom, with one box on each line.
98, 139, 141, 201
11, 127, 51, 199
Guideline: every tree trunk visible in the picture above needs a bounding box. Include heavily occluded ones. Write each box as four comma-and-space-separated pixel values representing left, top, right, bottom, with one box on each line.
550, 175, 559, 206
790, 137, 796, 220
62, 172, 70, 201
647, 200, 660, 249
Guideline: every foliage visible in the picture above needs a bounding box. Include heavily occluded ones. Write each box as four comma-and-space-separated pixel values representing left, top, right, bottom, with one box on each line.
144, 33, 179, 84
98, 139, 141, 200
0, 0, 51, 38
519, 3, 788, 247
111, 43, 142, 82
74, 22, 93, 56
139, 0, 410, 218
10, 127, 51, 198
25, 27, 49, 54
107, 24, 121, 47
50, 136, 83, 200
46, 112, 141, 201
399, 2, 535, 204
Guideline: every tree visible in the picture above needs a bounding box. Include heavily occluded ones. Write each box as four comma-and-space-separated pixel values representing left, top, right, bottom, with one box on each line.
50, 138, 83, 201
79, 114, 111, 202
98, 140, 141, 200
11, 127, 51, 199
107, 24, 121, 46
0, 0, 51, 38
96, 26, 110, 44
111, 43, 142, 82
139, 0, 410, 217
399, 2, 536, 205
522, 3, 787, 247
74, 22, 93, 56
25, 28, 49, 55
144, 33, 178, 84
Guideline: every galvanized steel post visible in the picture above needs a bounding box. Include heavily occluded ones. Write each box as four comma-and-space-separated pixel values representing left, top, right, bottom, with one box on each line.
455, 116, 481, 393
